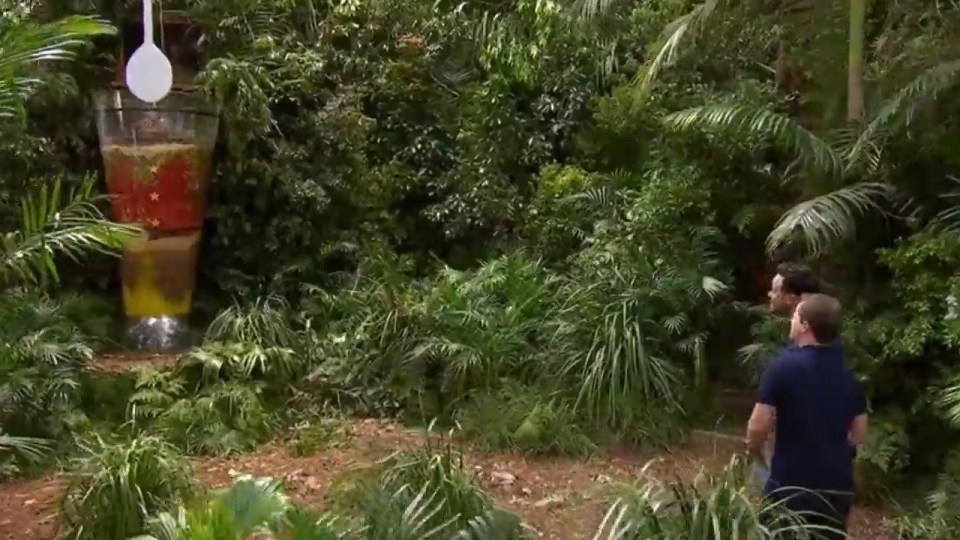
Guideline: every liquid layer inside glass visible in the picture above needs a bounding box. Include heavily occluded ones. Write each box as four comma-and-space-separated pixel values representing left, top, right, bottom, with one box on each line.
121, 232, 200, 317
101, 142, 213, 232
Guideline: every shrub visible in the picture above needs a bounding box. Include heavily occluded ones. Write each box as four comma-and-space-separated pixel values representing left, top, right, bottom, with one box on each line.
0, 289, 99, 440
455, 383, 596, 456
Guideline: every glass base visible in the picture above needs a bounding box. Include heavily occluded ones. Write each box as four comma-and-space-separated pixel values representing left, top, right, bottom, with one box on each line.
125, 315, 193, 353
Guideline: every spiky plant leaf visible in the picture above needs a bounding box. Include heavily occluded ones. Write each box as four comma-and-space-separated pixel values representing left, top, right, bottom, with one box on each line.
362, 483, 454, 540
206, 293, 299, 349
592, 455, 824, 539
938, 372, 960, 428
932, 175, 960, 233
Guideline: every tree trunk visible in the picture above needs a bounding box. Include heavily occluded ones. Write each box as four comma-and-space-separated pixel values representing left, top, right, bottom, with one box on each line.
847, 0, 867, 122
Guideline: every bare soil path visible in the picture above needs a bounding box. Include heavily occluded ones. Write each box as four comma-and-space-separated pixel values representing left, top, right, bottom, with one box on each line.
0, 419, 896, 540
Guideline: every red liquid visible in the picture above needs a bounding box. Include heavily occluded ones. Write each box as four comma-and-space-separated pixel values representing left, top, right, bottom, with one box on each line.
101, 143, 213, 232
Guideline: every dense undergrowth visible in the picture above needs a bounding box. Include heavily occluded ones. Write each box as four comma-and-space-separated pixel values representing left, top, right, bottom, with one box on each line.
3, 0, 960, 538
57, 432, 818, 540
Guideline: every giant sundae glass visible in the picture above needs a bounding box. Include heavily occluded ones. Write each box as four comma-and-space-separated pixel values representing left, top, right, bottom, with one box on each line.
94, 90, 218, 351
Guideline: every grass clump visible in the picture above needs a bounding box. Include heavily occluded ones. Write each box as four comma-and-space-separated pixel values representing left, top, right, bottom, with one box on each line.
60, 434, 195, 540
595, 455, 826, 539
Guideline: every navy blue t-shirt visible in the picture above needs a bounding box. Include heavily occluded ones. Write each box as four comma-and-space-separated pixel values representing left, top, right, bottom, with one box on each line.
759, 344, 865, 493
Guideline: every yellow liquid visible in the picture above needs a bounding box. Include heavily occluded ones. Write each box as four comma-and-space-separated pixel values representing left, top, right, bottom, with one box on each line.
121, 232, 199, 317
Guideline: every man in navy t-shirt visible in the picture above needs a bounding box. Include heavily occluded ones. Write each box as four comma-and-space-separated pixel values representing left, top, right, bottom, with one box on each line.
746, 294, 868, 539
759, 262, 823, 473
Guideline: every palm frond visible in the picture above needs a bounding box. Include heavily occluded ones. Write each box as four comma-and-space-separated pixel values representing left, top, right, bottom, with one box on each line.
635, 0, 729, 99
566, 186, 618, 207
700, 276, 728, 300
0, 177, 140, 287
938, 372, 960, 428
832, 125, 884, 176
766, 182, 893, 257
0, 15, 115, 119
0, 432, 51, 462
932, 175, 960, 232
575, 0, 622, 19
850, 59, 960, 162
664, 105, 843, 177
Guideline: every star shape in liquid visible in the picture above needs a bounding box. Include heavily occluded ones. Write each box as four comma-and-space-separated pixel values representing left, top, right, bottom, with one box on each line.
149, 192, 160, 201
149, 218, 161, 228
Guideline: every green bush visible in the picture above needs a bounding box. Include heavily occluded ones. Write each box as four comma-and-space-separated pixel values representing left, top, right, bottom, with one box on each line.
0, 289, 100, 440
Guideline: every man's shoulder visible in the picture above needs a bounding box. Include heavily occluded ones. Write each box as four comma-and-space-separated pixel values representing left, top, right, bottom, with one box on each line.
761, 348, 801, 382
775, 346, 807, 366
771, 344, 834, 373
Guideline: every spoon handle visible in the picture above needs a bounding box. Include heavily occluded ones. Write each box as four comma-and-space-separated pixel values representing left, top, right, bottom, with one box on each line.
142, 0, 154, 43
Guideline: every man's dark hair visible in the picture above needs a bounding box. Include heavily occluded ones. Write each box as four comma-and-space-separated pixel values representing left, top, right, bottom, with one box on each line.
798, 294, 842, 344
776, 262, 820, 296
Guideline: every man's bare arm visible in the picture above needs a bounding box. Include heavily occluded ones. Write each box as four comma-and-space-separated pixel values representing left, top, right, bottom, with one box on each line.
849, 413, 868, 446
746, 403, 776, 462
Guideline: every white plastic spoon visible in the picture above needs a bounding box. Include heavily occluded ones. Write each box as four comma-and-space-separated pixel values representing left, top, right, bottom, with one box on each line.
126, 0, 173, 103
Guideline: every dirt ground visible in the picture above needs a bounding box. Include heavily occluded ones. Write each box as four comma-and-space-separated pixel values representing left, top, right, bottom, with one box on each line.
0, 419, 896, 540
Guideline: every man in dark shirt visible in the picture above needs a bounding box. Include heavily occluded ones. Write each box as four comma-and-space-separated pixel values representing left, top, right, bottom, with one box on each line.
747, 294, 868, 539
758, 262, 822, 480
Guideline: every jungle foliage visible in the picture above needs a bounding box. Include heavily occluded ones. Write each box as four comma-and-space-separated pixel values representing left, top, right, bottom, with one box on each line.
2, 0, 960, 537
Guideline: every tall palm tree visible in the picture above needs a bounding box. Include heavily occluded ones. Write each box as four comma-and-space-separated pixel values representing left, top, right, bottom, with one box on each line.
635, 0, 868, 121
846, 0, 866, 122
